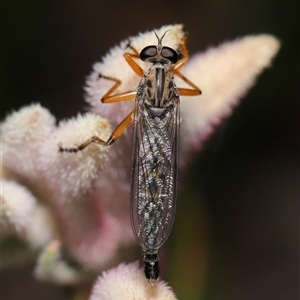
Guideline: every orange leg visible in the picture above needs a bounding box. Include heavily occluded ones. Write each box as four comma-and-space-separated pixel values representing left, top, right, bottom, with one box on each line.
171, 36, 189, 73
59, 43, 142, 153
98, 74, 137, 103
100, 41, 142, 102
59, 110, 134, 152
123, 52, 144, 77
171, 36, 202, 96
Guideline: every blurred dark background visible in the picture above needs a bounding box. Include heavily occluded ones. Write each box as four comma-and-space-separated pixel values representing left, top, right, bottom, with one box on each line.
2, 1, 299, 299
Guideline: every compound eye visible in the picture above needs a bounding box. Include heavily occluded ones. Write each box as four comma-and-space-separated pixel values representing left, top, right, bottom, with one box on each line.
161, 47, 178, 63
140, 46, 157, 61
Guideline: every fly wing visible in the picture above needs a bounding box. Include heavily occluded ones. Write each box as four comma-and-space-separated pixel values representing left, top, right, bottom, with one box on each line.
130, 98, 180, 251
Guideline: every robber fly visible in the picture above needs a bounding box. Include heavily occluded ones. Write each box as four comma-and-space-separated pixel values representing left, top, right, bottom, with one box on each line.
59, 30, 201, 282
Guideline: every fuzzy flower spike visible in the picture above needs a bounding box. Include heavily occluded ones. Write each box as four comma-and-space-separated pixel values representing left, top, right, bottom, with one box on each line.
89, 262, 178, 300
1, 24, 280, 296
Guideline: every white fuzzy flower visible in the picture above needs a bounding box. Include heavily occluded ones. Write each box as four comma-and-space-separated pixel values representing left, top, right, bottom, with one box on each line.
1, 103, 55, 178
1, 179, 56, 266
180, 34, 281, 161
25, 204, 57, 248
1, 179, 56, 245
1, 105, 130, 271
89, 262, 177, 300
1, 179, 37, 235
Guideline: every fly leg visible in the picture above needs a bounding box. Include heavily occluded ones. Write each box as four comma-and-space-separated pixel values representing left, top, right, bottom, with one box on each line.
59, 109, 134, 152
170, 36, 202, 96
59, 77, 136, 152
59, 40, 145, 153
100, 39, 143, 102
59, 74, 136, 152
123, 40, 144, 77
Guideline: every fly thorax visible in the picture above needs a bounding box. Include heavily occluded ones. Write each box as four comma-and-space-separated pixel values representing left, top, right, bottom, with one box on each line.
143, 66, 176, 117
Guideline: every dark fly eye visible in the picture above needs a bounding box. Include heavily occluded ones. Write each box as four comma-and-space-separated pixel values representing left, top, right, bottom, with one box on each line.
161, 47, 178, 63
140, 46, 157, 61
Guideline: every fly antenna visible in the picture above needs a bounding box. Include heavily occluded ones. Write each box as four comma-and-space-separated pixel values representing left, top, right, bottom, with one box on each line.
153, 29, 171, 49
